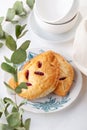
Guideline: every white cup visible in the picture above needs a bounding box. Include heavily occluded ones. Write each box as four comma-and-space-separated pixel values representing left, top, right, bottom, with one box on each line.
34, 8, 79, 34
35, 0, 79, 24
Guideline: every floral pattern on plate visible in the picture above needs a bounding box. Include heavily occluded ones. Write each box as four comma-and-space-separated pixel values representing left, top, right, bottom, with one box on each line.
27, 94, 70, 112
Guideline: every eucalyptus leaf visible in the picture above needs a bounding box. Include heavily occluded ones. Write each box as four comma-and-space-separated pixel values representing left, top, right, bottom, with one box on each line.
19, 108, 24, 117
0, 98, 5, 113
18, 10, 27, 17
13, 71, 18, 82
18, 30, 28, 39
11, 49, 27, 64
21, 24, 27, 32
0, 112, 3, 118
4, 56, 11, 63
6, 112, 21, 128
6, 35, 17, 51
0, 25, 4, 38
0, 43, 3, 48
12, 106, 18, 112
15, 24, 27, 39
0, 17, 4, 24
4, 32, 9, 38
11, 20, 19, 24
4, 104, 10, 117
13, 1, 24, 15
0, 123, 13, 130
3, 97, 17, 108
15, 25, 22, 39
19, 99, 27, 107
15, 82, 27, 94
6, 8, 15, 21
26, 0, 35, 9
24, 118, 31, 130
1, 62, 16, 74
19, 40, 30, 50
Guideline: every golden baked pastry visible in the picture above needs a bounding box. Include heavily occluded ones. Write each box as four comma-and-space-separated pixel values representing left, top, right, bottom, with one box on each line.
9, 51, 60, 100
53, 52, 74, 96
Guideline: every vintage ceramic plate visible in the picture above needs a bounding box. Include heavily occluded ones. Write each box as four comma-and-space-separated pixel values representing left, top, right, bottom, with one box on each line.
28, 11, 82, 43
5, 48, 82, 113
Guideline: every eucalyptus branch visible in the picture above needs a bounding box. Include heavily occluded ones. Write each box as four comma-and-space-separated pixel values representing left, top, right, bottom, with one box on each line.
0, 97, 31, 130
0, 0, 34, 129
0, 0, 35, 48
1, 24, 30, 81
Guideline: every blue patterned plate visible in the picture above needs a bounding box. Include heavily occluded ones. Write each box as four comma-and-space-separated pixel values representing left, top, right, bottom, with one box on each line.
5, 48, 82, 113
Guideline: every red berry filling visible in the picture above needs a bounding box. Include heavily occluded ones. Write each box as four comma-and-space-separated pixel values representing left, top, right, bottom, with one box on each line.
37, 61, 42, 68
34, 71, 44, 76
25, 70, 29, 80
59, 77, 66, 80
26, 82, 32, 86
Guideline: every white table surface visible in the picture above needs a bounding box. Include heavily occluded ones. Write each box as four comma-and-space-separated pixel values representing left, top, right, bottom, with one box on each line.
0, 0, 87, 130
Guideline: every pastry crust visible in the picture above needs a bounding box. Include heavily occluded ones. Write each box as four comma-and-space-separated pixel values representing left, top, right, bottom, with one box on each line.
53, 52, 74, 96
9, 51, 60, 100
8, 50, 74, 99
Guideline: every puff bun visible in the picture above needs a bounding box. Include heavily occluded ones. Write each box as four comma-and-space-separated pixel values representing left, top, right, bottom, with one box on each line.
53, 52, 74, 96
9, 50, 74, 100
9, 51, 60, 100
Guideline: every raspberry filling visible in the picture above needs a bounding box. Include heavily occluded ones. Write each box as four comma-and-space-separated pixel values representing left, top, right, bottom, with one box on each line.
25, 70, 29, 80
26, 82, 32, 86
37, 61, 42, 68
34, 71, 44, 76
59, 77, 66, 80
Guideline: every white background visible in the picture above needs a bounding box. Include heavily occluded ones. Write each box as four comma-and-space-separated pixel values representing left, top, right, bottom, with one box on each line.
80, 0, 87, 6
0, 1, 87, 130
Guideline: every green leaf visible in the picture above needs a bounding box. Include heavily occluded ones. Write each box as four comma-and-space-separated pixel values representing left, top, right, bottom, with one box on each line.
1, 62, 16, 74
10, 20, 19, 24
6, 112, 21, 128
0, 99, 5, 117
0, 98, 5, 113
0, 123, 13, 130
15, 25, 22, 39
0, 25, 4, 38
18, 10, 27, 17
6, 35, 17, 51
26, 0, 35, 9
12, 106, 18, 112
6, 8, 15, 21
19, 40, 30, 50
15, 24, 27, 39
0, 17, 4, 24
15, 82, 27, 94
24, 118, 31, 130
11, 49, 27, 64
18, 30, 28, 39
13, 70, 18, 82
21, 24, 27, 32
0, 112, 3, 117
4, 104, 10, 117
3, 98, 17, 108
13, 1, 24, 15
19, 108, 24, 116
4, 56, 11, 63
19, 99, 27, 107
0, 43, 3, 48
